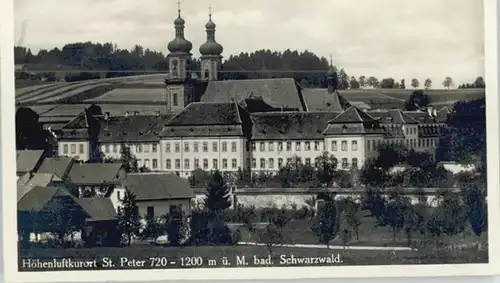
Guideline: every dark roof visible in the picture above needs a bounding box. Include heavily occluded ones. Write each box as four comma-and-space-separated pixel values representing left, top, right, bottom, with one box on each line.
160, 102, 249, 138
36, 157, 74, 179
77, 198, 117, 221
98, 114, 170, 143
17, 173, 63, 201
68, 163, 122, 185
62, 111, 88, 129
17, 186, 81, 213
250, 111, 339, 140
301, 89, 350, 112
166, 102, 243, 126
405, 111, 447, 124
328, 106, 377, 124
201, 78, 306, 111
16, 150, 45, 173
368, 109, 419, 125
123, 173, 194, 201
237, 98, 276, 113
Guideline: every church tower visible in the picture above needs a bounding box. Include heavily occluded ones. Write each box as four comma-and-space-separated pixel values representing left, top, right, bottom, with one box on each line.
199, 6, 223, 81
326, 55, 338, 93
165, 1, 195, 113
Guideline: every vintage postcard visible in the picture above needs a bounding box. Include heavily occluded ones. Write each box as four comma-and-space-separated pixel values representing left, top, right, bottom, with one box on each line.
2, 0, 499, 281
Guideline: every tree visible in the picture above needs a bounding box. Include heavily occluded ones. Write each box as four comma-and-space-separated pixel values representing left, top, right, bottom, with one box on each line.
435, 190, 468, 237
204, 170, 232, 215
404, 90, 431, 111
473, 76, 485, 88
119, 145, 138, 173
349, 76, 360, 89
461, 185, 487, 237
315, 152, 337, 187
410, 78, 420, 89
361, 187, 387, 223
40, 196, 87, 247
338, 197, 362, 241
400, 79, 406, 89
358, 75, 366, 88
436, 97, 485, 166
381, 189, 409, 241
380, 78, 396, 88
117, 190, 141, 246
311, 200, 339, 247
442, 77, 454, 89
338, 69, 350, 90
403, 203, 427, 246
424, 78, 432, 89
260, 208, 291, 254
165, 206, 188, 246
188, 169, 211, 188
360, 158, 390, 187
366, 76, 379, 88
16, 107, 53, 151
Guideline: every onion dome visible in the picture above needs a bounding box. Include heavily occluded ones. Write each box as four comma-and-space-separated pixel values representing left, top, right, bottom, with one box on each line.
167, 9, 192, 54
199, 12, 223, 56
205, 18, 216, 30
326, 65, 336, 77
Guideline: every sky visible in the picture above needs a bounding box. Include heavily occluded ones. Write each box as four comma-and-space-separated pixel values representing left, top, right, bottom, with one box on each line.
14, 0, 484, 86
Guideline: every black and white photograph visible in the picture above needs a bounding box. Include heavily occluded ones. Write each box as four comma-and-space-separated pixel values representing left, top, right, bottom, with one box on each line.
3, 0, 498, 280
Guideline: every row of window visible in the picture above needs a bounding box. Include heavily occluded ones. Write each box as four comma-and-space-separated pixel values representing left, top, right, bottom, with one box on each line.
138, 158, 159, 169
165, 141, 238, 153
166, 158, 239, 170
62, 143, 85, 155
251, 157, 358, 170
404, 127, 418, 136
252, 141, 360, 152
366, 138, 438, 151
102, 143, 158, 154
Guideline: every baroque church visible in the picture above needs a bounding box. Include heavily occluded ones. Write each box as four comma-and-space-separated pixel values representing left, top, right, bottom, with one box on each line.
162, 5, 349, 114
55, 6, 448, 176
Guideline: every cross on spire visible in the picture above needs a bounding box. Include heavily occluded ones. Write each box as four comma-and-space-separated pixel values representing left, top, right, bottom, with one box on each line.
176, 0, 181, 15
329, 54, 333, 66
209, 4, 212, 19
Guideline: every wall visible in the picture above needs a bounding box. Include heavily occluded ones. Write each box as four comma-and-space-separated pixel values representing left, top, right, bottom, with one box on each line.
192, 188, 457, 209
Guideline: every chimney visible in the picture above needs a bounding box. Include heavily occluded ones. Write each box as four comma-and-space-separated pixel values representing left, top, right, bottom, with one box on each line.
432, 109, 437, 117
124, 111, 129, 117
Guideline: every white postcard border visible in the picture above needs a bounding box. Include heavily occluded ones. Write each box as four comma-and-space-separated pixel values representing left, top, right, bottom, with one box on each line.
1, 0, 499, 281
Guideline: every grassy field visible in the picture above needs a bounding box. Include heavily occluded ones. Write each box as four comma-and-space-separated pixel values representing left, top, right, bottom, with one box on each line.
234, 217, 487, 248
19, 215, 488, 271
19, 243, 487, 271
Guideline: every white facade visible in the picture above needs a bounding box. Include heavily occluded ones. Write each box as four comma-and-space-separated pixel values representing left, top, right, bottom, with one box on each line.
100, 142, 161, 170
58, 141, 90, 161
160, 137, 246, 177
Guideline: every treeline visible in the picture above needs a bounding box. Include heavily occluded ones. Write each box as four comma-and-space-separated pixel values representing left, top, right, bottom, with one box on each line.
16, 42, 484, 89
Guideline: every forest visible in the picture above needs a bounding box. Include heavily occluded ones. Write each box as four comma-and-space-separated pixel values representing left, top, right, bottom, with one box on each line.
14, 42, 484, 89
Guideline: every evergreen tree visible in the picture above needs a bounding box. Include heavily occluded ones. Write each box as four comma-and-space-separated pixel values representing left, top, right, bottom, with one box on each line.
462, 185, 487, 236
117, 190, 141, 246
204, 170, 232, 215
311, 200, 339, 247
119, 145, 138, 173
